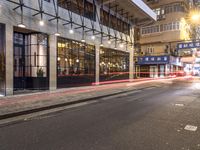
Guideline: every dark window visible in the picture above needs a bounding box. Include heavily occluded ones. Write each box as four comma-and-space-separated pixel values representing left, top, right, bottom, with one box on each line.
100, 9, 130, 35
58, 0, 96, 21
44, 0, 50, 2
100, 48, 129, 82
0, 23, 5, 96
57, 37, 95, 88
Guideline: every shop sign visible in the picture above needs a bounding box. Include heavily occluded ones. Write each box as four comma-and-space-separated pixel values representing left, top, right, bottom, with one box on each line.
137, 56, 169, 64
177, 41, 200, 49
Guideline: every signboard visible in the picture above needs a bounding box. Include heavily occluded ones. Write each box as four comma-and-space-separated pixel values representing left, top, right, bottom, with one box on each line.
177, 41, 200, 49
137, 56, 170, 65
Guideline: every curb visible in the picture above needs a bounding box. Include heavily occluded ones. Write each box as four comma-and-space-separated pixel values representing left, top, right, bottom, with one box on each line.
0, 87, 151, 120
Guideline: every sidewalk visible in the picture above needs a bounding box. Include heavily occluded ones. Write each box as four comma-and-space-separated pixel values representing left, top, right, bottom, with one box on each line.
0, 77, 183, 120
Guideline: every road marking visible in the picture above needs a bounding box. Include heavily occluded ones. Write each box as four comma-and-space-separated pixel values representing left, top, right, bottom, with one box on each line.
184, 125, 197, 132
175, 103, 184, 107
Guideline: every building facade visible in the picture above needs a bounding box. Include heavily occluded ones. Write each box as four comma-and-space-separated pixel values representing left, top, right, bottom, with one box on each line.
136, 0, 190, 78
0, 0, 156, 96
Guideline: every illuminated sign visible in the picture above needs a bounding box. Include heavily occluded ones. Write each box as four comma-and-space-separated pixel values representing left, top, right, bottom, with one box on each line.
177, 41, 200, 49
137, 56, 170, 64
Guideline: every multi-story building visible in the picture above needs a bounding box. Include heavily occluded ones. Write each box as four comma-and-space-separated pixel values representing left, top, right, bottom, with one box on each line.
136, 0, 191, 78
0, 0, 156, 96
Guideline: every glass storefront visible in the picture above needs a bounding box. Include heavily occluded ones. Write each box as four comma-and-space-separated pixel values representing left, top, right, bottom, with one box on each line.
57, 37, 95, 88
14, 32, 49, 91
0, 24, 5, 96
100, 48, 129, 81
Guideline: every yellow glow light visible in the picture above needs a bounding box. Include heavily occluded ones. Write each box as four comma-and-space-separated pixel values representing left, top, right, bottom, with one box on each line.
190, 10, 200, 24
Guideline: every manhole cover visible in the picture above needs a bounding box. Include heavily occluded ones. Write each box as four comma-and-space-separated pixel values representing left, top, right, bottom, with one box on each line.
184, 125, 197, 132
175, 104, 184, 107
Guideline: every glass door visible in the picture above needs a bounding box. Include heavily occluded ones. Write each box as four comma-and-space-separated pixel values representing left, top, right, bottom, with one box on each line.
14, 44, 25, 90
14, 32, 49, 92
150, 66, 158, 78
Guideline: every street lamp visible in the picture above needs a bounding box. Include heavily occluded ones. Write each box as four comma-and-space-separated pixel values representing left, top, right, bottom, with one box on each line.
190, 10, 200, 24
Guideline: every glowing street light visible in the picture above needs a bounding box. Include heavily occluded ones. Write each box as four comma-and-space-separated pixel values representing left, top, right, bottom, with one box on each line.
190, 10, 200, 24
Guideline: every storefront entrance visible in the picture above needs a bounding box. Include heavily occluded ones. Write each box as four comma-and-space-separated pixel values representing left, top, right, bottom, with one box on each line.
150, 66, 158, 78
13, 31, 49, 93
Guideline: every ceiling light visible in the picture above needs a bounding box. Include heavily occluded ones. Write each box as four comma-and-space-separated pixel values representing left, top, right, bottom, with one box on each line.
100, 43, 104, 47
81, 39, 85, 43
55, 32, 61, 36
39, 20, 44, 26
69, 28, 74, 34
108, 40, 111, 44
91, 35, 95, 40
18, 23, 26, 28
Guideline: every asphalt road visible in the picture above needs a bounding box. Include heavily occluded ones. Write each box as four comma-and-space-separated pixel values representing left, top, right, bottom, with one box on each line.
1, 80, 200, 150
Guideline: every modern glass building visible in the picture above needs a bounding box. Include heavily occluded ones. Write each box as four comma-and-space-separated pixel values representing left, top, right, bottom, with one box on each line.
0, 0, 156, 96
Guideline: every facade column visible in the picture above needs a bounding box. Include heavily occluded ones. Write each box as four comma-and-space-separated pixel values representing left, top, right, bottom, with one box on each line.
5, 24, 13, 96
49, 35, 57, 90
129, 47, 134, 81
129, 27, 135, 81
95, 45, 100, 85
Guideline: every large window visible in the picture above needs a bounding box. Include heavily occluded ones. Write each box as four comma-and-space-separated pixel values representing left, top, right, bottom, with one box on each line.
0, 23, 5, 96
100, 9, 130, 35
58, 0, 96, 21
57, 37, 95, 88
141, 22, 180, 35
100, 48, 129, 81
14, 32, 49, 91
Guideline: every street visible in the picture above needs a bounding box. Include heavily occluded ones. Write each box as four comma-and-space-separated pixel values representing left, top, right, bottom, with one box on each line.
0, 79, 200, 150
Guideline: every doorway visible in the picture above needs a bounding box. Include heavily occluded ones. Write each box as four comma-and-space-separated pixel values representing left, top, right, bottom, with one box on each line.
150, 66, 158, 78
13, 32, 49, 93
